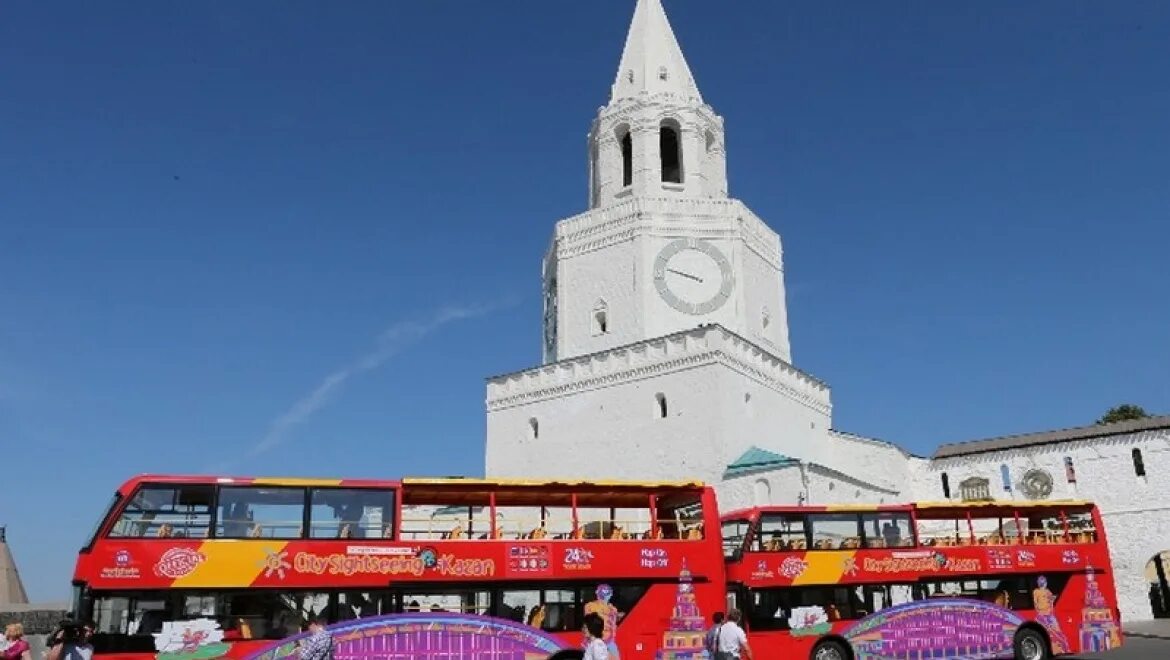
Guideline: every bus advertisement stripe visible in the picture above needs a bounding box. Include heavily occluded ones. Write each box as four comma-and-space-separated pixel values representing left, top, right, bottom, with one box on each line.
791, 550, 856, 585
170, 541, 290, 588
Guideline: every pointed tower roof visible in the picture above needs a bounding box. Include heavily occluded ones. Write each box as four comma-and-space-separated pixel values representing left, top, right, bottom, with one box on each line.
0, 526, 30, 607
611, 0, 702, 103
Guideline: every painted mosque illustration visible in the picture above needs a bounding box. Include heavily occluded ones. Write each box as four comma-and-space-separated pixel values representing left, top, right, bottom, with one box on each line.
1079, 566, 1122, 652
655, 560, 710, 659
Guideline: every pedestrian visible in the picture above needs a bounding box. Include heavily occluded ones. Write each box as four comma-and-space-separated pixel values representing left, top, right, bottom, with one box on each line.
704, 611, 724, 657
714, 609, 752, 660
1, 623, 30, 660
46, 620, 92, 660
582, 612, 609, 660
297, 617, 333, 660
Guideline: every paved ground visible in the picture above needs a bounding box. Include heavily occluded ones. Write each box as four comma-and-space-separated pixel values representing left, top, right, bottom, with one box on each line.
1071, 634, 1168, 657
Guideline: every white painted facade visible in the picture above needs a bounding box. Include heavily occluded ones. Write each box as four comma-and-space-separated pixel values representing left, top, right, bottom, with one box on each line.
485, 0, 1170, 624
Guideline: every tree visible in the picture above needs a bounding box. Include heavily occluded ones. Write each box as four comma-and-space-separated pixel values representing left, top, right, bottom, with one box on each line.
1096, 404, 1150, 425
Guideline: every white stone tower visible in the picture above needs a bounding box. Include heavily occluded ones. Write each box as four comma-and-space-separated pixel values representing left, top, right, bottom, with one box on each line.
542, 0, 791, 365
491, 0, 829, 484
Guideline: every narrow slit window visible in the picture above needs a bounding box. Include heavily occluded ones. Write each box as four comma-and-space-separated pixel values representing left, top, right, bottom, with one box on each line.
528, 418, 539, 441
620, 131, 633, 187
1133, 448, 1146, 477
655, 393, 668, 419
1000, 465, 1012, 492
1063, 456, 1077, 483
941, 473, 951, 499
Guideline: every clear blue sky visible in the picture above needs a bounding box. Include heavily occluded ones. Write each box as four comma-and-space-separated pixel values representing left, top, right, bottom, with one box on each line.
2, 1, 1167, 601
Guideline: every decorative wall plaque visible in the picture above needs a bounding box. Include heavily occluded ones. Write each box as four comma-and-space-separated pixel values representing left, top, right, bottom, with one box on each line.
1020, 469, 1054, 500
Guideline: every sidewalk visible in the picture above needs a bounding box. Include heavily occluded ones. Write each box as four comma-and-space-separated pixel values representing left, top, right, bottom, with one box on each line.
1125, 619, 1170, 640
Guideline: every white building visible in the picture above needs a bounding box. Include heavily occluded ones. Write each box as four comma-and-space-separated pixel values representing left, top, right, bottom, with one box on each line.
483, 0, 1170, 623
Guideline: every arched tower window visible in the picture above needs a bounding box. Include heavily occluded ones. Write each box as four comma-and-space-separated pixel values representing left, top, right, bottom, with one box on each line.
619, 129, 633, 188
1133, 448, 1146, 477
528, 417, 539, 441
660, 120, 682, 184
941, 472, 951, 499
1063, 456, 1077, 483
591, 299, 609, 335
655, 392, 668, 418
753, 479, 771, 506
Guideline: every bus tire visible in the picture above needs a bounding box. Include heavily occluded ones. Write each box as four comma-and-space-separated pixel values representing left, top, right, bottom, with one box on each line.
1013, 627, 1051, 660
811, 638, 851, 660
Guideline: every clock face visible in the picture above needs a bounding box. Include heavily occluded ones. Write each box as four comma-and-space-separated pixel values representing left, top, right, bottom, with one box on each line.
653, 238, 733, 315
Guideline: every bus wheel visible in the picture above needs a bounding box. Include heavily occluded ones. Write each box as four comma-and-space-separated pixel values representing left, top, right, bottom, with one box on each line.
811, 639, 850, 660
1013, 628, 1051, 660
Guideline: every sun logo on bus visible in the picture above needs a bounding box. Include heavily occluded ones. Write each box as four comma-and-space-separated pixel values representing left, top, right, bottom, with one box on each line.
259, 549, 291, 579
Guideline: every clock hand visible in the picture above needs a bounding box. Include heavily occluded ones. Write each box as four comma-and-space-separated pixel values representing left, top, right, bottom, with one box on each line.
666, 268, 703, 283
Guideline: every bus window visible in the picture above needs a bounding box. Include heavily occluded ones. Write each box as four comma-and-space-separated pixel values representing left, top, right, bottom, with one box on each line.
747, 586, 866, 629
336, 592, 385, 621
807, 514, 861, 550
721, 519, 751, 557
756, 513, 806, 551
860, 512, 913, 548
308, 488, 396, 539
217, 486, 305, 539
397, 589, 491, 615
498, 590, 540, 624
108, 484, 213, 538
538, 589, 580, 633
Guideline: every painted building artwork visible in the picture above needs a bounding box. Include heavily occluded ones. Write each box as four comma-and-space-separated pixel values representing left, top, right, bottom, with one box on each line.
842, 599, 1024, 660
242, 613, 567, 660
153, 619, 231, 660
1079, 567, 1122, 652
655, 560, 710, 659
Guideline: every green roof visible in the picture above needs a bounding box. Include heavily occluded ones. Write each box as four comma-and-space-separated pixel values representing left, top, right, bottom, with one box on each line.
724, 446, 798, 478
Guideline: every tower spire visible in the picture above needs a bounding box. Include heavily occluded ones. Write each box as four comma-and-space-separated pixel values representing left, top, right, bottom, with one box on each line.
611, 0, 702, 103
0, 526, 30, 607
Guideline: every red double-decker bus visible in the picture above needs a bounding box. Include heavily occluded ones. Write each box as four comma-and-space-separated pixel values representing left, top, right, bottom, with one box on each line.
721, 499, 1123, 660
73, 474, 723, 659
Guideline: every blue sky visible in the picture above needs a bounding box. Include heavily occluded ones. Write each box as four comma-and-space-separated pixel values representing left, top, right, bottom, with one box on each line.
2, 1, 1167, 601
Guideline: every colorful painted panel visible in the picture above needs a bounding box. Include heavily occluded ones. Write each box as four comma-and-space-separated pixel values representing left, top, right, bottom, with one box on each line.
655, 560, 710, 659
241, 613, 569, 660
1079, 566, 1121, 652
842, 598, 1025, 660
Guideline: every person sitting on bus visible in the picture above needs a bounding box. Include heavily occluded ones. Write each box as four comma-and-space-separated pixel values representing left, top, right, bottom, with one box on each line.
881, 522, 902, 547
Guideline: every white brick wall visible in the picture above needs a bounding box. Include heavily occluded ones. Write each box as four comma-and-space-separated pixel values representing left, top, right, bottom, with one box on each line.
486, 325, 828, 486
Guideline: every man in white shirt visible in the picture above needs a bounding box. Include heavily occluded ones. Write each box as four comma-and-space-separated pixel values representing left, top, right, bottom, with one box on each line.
715, 609, 753, 660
